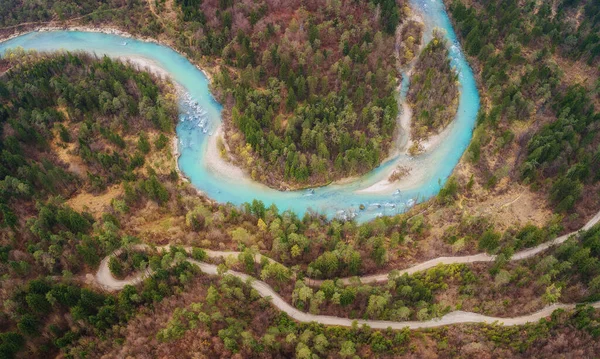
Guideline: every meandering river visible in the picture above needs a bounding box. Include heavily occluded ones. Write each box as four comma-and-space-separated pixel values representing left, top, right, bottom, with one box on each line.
0, 0, 479, 222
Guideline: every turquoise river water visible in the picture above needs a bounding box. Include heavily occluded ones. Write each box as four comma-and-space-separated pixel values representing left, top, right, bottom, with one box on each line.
0, 0, 479, 222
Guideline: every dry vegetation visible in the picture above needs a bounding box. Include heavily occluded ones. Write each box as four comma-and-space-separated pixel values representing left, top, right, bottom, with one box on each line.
388, 165, 412, 182
398, 19, 424, 67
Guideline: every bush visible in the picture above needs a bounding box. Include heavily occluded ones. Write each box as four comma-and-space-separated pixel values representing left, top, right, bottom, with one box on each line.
108, 256, 123, 277
0, 332, 25, 359
155, 133, 169, 150
478, 229, 501, 252
191, 248, 207, 261
438, 176, 459, 204
17, 314, 39, 336
549, 176, 582, 213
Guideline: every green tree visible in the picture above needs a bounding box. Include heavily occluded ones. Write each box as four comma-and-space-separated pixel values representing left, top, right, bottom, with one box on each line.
108, 256, 123, 277
17, 314, 39, 336
339, 340, 356, 358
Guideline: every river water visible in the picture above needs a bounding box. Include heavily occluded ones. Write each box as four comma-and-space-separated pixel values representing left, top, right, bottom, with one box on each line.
0, 0, 479, 222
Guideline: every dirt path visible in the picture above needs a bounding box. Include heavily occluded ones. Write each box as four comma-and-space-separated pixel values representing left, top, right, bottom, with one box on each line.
96, 252, 600, 329
93, 209, 600, 329
324, 195, 600, 285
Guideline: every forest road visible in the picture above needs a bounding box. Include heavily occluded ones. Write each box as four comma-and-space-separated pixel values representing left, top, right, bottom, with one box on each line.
94, 209, 600, 329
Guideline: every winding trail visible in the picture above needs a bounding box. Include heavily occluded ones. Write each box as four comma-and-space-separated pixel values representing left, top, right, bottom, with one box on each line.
94, 210, 600, 329
323, 209, 600, 285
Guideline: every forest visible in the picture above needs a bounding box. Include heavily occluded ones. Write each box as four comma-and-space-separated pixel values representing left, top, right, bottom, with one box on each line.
201, 0, 404, 187
1, 0, 600, 357
0, 52, 597, 358
0, 0, 410, 187
0, 52, 186, 357
0, 0, 162, 37
49, 222, 600, 358
448, 0, 600, 220
407, 32, 458, 143
0, 50, 177, 229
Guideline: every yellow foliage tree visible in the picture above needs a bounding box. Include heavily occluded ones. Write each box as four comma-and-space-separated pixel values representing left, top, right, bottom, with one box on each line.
257, 218, 267, 232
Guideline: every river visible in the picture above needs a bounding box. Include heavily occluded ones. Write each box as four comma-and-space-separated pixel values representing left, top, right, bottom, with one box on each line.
0, 0, 479, 222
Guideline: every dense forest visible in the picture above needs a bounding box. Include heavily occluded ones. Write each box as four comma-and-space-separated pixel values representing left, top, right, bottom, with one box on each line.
200, 0, 404, 187
447, 0, 600, 223
0, 50, 177, 229
0, 0, 162, 37
407, 32, 459, 143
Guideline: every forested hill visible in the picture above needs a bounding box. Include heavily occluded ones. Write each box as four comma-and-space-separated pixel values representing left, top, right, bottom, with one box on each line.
446, 0, 600, 229
0, 51, 188, 358
4, 1, 600, 357
2, 18, 600, 358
